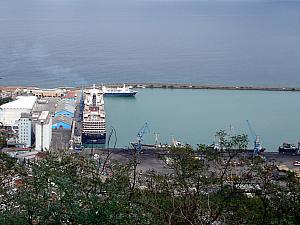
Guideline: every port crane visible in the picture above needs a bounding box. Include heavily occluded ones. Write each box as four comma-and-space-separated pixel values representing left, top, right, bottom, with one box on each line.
246, 120, 264, 156
132, 122, 150, 152
154, 132, 160, 147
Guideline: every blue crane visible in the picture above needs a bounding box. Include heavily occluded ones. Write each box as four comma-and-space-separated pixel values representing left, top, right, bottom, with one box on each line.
133, 122, 150, 152
246, 120, 263, 156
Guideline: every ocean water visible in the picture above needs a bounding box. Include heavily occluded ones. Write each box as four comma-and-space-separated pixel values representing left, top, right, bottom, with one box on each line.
1, 0, 300, 87
105, 88, 300, 151
1, 0, 300, 151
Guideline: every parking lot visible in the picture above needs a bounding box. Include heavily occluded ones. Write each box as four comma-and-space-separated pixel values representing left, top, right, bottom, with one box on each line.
89, 149, 300, 175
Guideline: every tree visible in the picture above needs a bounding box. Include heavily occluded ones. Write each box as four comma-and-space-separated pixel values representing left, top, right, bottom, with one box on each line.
133, 132, 300, 225
0, 131, 299, 225
0, 96, 12, 106
0, 122, 7, 148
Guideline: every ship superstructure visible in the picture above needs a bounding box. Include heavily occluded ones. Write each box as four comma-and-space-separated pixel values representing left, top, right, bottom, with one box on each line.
82, 85, 106, 145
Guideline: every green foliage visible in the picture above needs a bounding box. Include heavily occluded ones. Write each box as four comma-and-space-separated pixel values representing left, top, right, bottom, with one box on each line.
0, 132, 299, 225
0, 136, 6, 148
0, 96, 12, 106
0, 120, 8, 148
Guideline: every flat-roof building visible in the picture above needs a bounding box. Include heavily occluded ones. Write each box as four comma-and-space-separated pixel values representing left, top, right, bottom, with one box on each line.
17, 113, 32, 148
52, 115, 73, 130
35, 111, 52, 151
32, 89, 64, 98
0, 96, 37, 126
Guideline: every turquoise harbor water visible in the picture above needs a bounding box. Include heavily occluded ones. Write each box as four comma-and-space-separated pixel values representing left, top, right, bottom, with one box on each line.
105, 88, 300, 151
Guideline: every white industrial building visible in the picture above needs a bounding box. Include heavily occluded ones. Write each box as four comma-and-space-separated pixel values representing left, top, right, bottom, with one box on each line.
0, 96, 37, 126
35, 111, 52, 151
17, 113, 32, 148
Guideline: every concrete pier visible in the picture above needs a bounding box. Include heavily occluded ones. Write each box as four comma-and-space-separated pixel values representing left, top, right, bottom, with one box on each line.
2, 83, 300, 92
102, 83, 300, 92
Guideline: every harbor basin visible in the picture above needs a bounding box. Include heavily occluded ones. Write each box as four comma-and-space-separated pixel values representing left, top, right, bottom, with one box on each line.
105, 88, 300, 151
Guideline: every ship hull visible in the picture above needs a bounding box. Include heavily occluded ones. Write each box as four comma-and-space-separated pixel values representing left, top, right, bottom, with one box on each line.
82, 133, 106, 145
278, 147, 298, 154
104, 92, 137, 97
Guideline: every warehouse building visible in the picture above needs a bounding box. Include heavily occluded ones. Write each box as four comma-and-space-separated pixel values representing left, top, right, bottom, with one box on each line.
54, 100, 76, 118
32, 88, 64, 98
0, 96, 37, 126
52, 115, 73, 130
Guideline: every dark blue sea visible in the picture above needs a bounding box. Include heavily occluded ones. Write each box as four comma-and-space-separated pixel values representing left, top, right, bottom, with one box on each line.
1, 0, 300, 88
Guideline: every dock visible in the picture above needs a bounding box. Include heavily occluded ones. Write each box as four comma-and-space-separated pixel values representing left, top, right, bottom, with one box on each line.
2, 83, 300, 93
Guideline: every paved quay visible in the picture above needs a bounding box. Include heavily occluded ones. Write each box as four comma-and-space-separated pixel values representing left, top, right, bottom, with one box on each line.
88, 148, 300, 174
85, 148, 170, 174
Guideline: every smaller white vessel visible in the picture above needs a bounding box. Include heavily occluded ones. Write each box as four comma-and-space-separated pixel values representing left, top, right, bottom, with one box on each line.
102, 84, 138, 97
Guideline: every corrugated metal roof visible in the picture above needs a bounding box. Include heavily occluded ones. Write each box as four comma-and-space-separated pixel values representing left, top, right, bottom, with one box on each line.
52, 115, 73, 125
55, 100, 76, 113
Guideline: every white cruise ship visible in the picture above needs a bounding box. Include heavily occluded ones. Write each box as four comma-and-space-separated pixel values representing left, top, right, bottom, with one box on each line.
82, 85, 106, 145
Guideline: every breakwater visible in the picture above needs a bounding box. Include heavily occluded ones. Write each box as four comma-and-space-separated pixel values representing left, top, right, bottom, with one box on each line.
96, 83, 300, 92
2, 83, 300, 93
